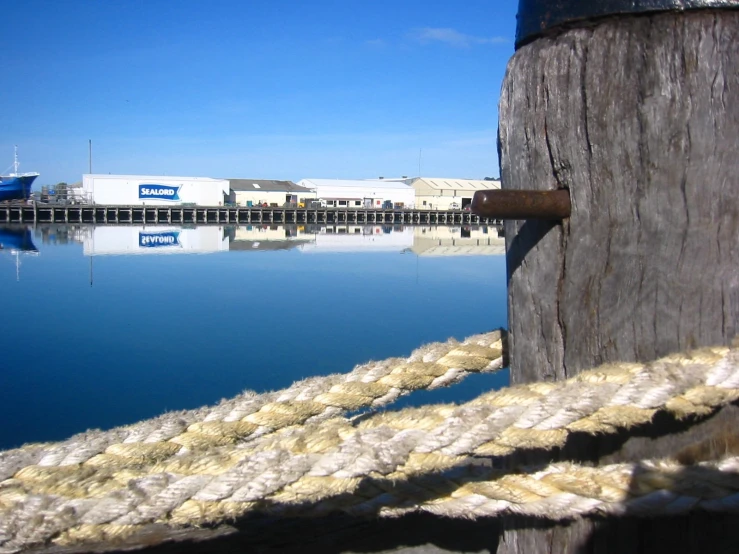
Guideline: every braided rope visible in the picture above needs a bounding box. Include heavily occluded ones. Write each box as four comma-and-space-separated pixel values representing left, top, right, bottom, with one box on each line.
0, 330, 505, 480
376, 456, 739, 520
2, 343, 739, 552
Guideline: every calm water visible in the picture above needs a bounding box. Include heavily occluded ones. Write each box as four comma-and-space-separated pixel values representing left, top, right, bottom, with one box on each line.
0, 223, 508, 450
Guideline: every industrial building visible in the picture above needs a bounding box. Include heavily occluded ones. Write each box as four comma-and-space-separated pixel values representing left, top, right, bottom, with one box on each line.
75, 222, 503, 257
226, 224, 313, 251
299, 224, 414, 253
407, 178, 501, 210
227, 179, 315, 207
411, 225, 505, 256
296, 178, 415, 209
296, 177, 501, 211
82, 174, 230, 206
79, 173, 501, 212
82, 226, 230, 255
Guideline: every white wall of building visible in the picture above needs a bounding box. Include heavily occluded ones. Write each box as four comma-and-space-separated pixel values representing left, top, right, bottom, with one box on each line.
411, 178, 501, 210
232, 190, 291, 207
83, 174, 230, 206
297, 179, 415, 209
411, 225, 505, 256
82, 226, 229, 255
298, 225, 414, 253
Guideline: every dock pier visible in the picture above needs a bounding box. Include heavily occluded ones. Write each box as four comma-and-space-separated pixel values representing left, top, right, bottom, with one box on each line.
0, 204, 494, 226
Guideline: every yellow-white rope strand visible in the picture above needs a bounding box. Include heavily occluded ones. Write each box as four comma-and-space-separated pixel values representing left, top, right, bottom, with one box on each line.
0, 330, 506, 480
2, 343, 739, 552
378, 456, 739, 520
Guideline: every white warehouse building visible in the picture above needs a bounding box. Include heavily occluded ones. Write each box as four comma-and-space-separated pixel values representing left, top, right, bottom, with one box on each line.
296, 178, 415, 209
407, 178, 501, 210
82, 226, 229, 256
83, 174, 230, 206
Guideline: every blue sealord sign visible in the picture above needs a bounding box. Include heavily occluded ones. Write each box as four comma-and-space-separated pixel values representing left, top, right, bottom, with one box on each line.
139, 231, 181, 248
139, 184, 181, 201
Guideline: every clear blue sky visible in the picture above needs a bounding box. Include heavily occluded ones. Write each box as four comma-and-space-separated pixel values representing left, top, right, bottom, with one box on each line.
1, 0, 518, 186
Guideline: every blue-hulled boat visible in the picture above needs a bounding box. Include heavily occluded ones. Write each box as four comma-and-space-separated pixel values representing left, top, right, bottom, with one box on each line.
0, 226, 38, 253
0, 146, 39, 202
0, 226, 38, 280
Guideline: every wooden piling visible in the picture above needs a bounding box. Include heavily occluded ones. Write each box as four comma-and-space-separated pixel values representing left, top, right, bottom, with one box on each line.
499, 2, 739, 552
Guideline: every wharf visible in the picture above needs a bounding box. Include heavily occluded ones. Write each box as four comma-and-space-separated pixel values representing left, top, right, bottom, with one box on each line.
0, 204, 495, 226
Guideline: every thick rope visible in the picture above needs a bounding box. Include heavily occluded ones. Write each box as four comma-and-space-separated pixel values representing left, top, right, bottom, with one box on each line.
377, 456, 739, 520
2, 343, 739, 552
0, 330, 506, 480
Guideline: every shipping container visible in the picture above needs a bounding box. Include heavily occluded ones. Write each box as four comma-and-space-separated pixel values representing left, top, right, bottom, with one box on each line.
82, 174, 230, 206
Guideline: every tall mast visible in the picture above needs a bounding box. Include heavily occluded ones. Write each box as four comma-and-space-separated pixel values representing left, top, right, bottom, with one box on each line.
13, 145, 19, 174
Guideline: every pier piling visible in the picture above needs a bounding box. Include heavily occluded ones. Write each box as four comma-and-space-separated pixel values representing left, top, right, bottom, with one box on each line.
499, 1, 739, 552
0, 205, 492, 226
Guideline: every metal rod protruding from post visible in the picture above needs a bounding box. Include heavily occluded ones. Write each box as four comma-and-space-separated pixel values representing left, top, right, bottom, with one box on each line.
471, 189, 571, 220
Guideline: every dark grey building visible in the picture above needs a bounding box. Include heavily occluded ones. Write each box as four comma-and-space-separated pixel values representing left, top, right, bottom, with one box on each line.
227, 179, 315, 207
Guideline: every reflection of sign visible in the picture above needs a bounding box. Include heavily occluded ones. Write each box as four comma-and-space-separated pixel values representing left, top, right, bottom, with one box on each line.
139, 231, 181, 248
139, 184, 181, 201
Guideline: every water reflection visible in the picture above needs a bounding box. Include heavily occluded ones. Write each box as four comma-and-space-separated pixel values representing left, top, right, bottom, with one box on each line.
27, 223, 505, 256
0, 226, 38, 252
82, 226, 230, 255
0, 226, 39, 281
1, 223, 508, 449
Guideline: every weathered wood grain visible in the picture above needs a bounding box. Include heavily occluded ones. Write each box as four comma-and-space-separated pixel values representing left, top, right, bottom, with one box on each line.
499, 9, 739, 554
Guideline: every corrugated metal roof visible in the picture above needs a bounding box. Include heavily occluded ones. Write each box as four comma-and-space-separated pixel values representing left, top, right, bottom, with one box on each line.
298, 178, 413, 190
412, 178, 501, 191
228, 179, 310, 192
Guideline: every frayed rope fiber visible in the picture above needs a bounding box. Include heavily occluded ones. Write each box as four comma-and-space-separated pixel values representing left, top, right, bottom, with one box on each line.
3, 336, 739, 552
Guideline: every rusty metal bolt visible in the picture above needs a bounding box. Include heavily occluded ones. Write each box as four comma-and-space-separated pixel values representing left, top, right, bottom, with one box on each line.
471, 189, 571, 220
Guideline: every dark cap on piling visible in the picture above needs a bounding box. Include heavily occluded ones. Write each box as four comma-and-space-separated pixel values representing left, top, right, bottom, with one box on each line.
516, 0, 739, 48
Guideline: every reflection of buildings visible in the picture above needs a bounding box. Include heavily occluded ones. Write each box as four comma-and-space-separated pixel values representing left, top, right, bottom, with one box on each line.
300, 225, 414, 253
226, 224, 416, 253
24, 223, 504, 257
34, 225, 89, 245
411, 225, 505, 256
229, 224, 503, 256
226, 225, 313, 251
82, 226, 230, 256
